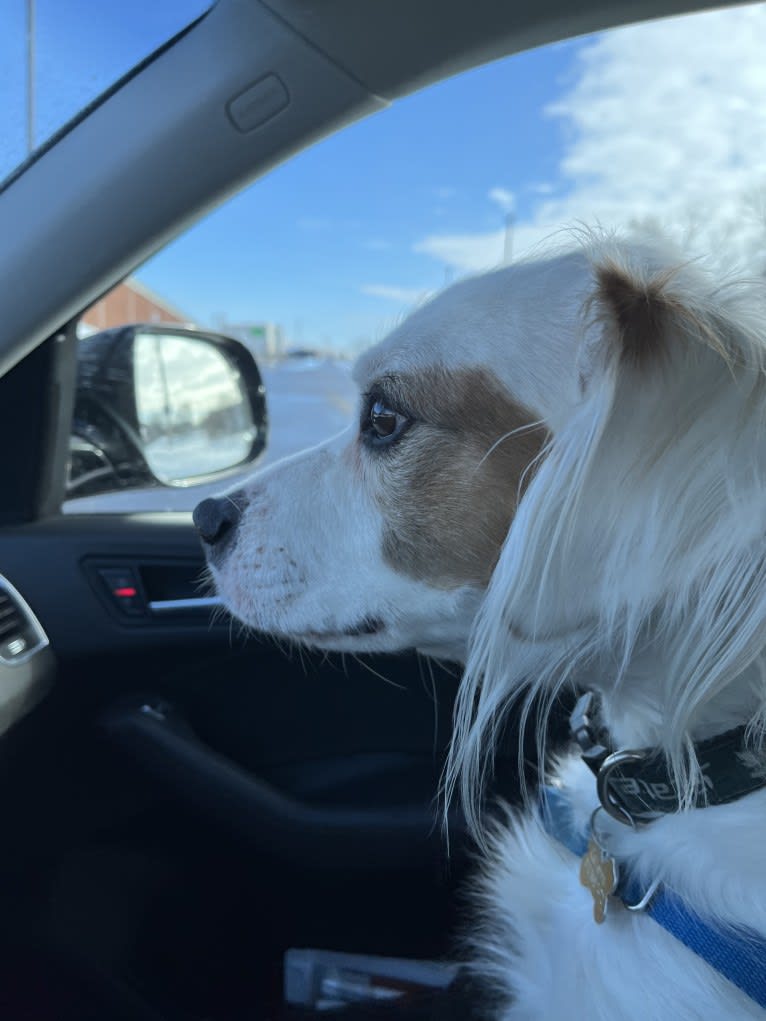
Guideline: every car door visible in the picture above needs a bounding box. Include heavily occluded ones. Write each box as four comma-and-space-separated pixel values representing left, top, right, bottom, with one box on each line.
0, 310, 480, 1018
0, 287, 477, 1017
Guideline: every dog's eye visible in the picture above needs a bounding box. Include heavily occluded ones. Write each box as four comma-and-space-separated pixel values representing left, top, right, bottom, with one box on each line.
363, 399, 410, 445
370, 401, 400, 437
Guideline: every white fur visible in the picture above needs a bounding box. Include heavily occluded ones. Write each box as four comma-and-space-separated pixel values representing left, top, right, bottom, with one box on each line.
471, 758, 766, 1021
210, 431, 482, 660
208, 233, 766, 1019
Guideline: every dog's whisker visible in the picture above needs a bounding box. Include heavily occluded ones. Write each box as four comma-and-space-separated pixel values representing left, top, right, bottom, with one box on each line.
349, 653, 406, 691
476, 418, 547, 471
416, 652, 440, 758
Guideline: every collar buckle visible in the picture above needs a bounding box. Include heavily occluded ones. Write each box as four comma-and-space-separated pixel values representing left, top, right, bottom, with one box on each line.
596, 749, 644, 826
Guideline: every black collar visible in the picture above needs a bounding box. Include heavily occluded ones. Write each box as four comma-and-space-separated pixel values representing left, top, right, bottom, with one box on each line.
570, 692, 766, 826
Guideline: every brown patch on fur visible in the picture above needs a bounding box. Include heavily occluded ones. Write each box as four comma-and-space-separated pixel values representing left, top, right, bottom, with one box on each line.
374, 367, 547, 589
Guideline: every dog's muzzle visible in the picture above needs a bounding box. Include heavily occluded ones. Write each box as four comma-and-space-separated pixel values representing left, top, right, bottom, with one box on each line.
193, 492, 247, 562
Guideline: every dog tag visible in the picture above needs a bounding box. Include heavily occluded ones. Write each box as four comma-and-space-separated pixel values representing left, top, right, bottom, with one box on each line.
580, 838, 618, 924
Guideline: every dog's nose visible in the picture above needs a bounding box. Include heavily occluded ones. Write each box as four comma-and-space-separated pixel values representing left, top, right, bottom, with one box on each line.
193, 495, 244, 549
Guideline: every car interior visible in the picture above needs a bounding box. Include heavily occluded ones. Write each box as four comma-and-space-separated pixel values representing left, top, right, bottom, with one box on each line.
0, 0, 740, 1017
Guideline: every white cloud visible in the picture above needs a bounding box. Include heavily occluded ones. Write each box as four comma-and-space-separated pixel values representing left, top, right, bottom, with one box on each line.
360, 284, 431, 304
417, 6, 766, 275
414, 222, 568, 273
488, 187, 515, 214
434, 186, 457, 200
362, 239, 393, 251
414, 230, 504, 273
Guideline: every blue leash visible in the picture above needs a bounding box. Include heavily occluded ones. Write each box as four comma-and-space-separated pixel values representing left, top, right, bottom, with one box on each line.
541, 786, 766, 1008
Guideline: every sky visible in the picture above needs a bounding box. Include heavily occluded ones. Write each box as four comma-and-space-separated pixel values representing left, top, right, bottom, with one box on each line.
2, 1, 766, 353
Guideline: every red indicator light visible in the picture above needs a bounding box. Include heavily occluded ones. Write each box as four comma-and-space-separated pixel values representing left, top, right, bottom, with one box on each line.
114, 586, 137, 598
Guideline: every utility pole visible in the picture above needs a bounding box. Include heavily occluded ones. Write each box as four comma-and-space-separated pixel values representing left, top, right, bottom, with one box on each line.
26, 0, 35, 154
503, 211, 515, 264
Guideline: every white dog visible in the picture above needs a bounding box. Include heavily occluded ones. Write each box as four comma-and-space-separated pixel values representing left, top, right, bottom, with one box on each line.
195, 235, 766, 1020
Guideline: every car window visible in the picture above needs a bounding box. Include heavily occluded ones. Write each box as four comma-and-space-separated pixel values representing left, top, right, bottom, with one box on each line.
0, 0, 213, 187
63, 2, 766, 513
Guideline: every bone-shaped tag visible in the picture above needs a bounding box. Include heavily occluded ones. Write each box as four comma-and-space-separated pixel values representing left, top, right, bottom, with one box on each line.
580, 838, 618, 924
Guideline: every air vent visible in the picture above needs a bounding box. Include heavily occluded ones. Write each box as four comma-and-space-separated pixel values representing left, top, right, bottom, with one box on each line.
0, 576, 49, 665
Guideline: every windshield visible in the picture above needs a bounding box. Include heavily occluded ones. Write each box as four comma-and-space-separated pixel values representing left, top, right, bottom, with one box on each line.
0, 0, 212, 186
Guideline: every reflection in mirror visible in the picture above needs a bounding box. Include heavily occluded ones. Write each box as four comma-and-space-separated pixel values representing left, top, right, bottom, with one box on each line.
134, 332, 255, 484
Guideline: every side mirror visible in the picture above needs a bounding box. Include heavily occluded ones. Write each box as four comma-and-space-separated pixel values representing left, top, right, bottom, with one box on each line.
69, 324, 268, 498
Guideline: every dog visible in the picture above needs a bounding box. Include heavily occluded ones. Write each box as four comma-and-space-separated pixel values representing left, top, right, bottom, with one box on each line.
194, 234, 766, 1020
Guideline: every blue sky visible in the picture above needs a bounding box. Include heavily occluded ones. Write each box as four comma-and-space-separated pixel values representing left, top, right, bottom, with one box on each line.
2, 2, 765, 352
0, 0, 583, 351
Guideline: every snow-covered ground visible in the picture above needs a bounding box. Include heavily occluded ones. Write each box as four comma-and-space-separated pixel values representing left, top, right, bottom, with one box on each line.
64, 357, 358, 513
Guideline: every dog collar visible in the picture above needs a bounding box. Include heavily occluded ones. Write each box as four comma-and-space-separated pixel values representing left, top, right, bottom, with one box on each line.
540, 785, 766, 1008
570, 691, 766, 826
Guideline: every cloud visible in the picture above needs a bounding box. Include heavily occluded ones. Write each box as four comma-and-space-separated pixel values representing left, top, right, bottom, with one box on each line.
360, 284, 431, 304
416, 6, 766, 275
434, 186, 457, 200
414, 231, 504, 273
363, 239, 393, 251
539, 5, 766, 269
414, 222, 575, 273
488, 187, 515, 214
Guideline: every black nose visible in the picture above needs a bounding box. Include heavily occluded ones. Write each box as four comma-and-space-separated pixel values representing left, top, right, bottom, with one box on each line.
193, 495, 244, 549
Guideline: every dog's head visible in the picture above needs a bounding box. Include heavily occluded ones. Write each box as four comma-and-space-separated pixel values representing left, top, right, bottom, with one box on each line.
197, 235, 766, 817
193, 249, 598, 659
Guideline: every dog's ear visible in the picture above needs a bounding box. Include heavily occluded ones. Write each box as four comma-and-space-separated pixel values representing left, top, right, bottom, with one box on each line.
596, 261, 674, 369
591, 249, 732, 371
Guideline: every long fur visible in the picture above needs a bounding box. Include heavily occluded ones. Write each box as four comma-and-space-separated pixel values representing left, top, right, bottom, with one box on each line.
446, 239, 766, 844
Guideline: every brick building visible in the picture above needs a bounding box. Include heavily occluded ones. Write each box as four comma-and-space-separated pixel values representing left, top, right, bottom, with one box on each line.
81, 278, 192, 334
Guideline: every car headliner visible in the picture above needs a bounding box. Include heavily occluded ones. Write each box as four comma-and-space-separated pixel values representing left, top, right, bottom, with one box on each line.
0, 0, 737, 378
